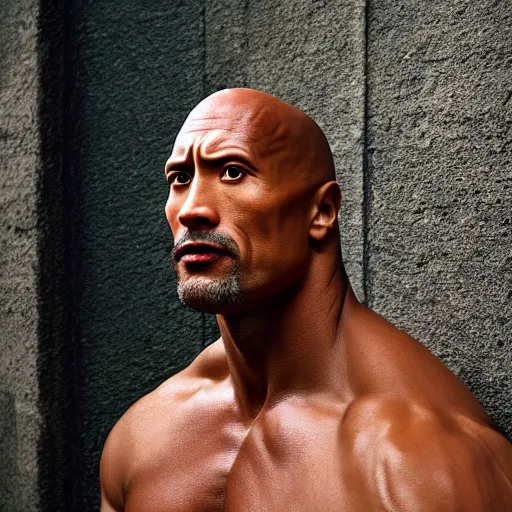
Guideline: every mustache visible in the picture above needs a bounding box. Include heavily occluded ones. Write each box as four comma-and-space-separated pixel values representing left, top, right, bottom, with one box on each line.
170, 230, 240, 263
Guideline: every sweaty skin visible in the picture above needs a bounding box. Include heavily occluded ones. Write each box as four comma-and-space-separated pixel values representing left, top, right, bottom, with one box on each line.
100, 89, 512, 511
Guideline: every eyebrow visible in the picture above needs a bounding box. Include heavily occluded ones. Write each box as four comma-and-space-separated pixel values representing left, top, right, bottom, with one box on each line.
165, 159, 189, 173
165, 152, 258, 174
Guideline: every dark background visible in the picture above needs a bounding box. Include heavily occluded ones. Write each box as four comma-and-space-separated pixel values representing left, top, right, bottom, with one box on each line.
1, 0, 510, 510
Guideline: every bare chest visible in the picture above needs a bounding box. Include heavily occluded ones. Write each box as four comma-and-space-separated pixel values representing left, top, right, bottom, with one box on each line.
224, 412, 351, 511
124, 404, 357, 512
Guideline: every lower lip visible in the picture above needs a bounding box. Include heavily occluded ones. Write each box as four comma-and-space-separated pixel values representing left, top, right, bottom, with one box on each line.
180, 253, 225, 264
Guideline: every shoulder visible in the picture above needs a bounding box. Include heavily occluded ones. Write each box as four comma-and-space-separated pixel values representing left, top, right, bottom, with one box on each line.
340, 395, 512, 511
99, 373, 195, 510
100, 340, 229, 510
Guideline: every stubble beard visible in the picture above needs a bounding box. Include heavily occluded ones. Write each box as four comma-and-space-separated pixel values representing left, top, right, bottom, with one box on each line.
176, 265, 243, 312
172, 231, 244, 312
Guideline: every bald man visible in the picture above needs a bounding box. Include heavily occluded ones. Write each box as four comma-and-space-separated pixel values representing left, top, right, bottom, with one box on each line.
100, 89, 512, 511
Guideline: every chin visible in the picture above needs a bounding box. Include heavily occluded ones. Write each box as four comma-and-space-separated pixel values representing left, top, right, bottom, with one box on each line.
177, 276, 244, 314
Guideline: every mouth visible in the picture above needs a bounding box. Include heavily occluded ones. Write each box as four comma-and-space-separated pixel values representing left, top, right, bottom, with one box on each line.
173, 242, 233, 264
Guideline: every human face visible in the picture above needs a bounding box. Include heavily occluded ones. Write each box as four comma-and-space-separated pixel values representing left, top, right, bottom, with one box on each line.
165, 105, 314, 313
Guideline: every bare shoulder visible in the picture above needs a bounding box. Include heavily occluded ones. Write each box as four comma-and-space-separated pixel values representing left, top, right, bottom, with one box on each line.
100, 340, 229, 511
99, 366, 201, 511
344, 299, 493, 423
340, 394, 512, 511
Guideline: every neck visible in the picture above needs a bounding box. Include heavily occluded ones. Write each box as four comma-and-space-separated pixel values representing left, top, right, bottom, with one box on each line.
217, 246, 352, 419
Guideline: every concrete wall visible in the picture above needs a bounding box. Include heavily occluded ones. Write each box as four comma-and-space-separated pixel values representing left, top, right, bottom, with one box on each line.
0, 1, 43, 510
0, 0, 510, 510
366, 0, 512, 437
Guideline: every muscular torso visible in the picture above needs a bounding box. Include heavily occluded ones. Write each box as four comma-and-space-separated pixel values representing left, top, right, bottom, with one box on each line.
101, 303, 512, 512
123, 383, 352, 512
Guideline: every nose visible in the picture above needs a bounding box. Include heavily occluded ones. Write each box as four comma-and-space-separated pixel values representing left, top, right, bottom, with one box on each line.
177, 178, 220, 230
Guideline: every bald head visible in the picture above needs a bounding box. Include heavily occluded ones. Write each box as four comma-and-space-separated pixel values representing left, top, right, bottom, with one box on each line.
177, 88, 335, 185
166, 89, 342, 312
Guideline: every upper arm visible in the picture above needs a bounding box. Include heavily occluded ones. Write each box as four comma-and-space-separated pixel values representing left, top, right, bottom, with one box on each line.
380, 430, 512, 511
455, 418, 512, 510
343, 397, 512, 511
100, 420, 128, 512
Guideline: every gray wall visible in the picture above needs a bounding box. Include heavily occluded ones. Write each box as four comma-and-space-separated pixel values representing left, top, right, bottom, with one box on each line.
366, 0, 511, 441
1, 1, 43, 510
0, 0, 510, 510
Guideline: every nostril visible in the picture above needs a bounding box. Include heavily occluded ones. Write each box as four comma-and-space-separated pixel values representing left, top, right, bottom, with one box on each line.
178, 204, 220, 228
192, 216, 211, 226
179, 213, 214, 228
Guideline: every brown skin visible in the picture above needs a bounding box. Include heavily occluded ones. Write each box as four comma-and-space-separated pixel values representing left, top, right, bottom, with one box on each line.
100, 89, 512, 511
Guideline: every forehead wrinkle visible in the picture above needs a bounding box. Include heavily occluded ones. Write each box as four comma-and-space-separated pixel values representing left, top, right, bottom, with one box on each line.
187, 131, 251, 172
172, 89, 335, 184
186, 108, 247, 131
174, 97, 321, 178
186, 99, 291, 156
227, 106, 290, 164
188, 116, 232, 122
262, 123, 290, 159
197, 132, 253, 162
200, 139, 252, 161
171, 122, 232, 160
180, 127, 230, 135
171, 128, 254, 172
248, 111, 303, 173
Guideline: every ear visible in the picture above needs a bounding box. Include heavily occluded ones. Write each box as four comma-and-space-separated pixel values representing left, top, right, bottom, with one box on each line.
309, 181, 341, 241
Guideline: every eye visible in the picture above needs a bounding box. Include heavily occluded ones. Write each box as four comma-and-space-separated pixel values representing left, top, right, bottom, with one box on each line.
169, 171, 192, 186
221, 165, 246, 181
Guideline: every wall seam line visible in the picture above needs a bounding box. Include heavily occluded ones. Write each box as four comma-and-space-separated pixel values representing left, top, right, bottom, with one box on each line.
60, 0, 86, 506
362, 0, 372, 307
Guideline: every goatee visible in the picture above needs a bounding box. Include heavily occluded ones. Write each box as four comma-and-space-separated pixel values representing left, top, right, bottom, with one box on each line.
171, 231, 244, 312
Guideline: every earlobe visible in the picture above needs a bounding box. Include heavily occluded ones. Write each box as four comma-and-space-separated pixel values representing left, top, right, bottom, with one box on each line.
309, 181, 341, 241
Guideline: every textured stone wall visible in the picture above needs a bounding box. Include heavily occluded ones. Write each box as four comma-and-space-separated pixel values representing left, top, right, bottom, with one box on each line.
366, 0, 511, 437
0, 1, 42, 511
0, 0, 510, 510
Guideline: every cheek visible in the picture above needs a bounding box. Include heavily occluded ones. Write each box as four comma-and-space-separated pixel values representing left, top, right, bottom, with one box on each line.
227, 184, 304, 237
231, 193, 310, 283
165, 194, 181, 237
254, 193, 310, 245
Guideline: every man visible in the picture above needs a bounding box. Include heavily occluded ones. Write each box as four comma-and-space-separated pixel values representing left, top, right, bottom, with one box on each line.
100, 88, 512, 511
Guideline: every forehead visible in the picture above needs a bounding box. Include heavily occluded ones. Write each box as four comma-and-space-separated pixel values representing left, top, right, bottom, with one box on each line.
170, 102, 289, 163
